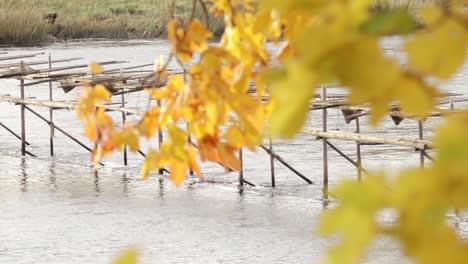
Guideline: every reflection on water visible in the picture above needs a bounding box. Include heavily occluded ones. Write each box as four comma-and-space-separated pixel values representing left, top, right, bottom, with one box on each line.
0, 155, 415, 264
20, 158, 28, 193
0, 38, 467, 263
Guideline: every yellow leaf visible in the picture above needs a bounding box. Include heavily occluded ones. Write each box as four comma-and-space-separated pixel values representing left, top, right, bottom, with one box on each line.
266, 63, 316, 137
169, 159, 187, 186
142, 149, 160, 179
113, 248, 138, 264
89, 62, 103, 74
167, 19, 177, 49
168, 125, 187, 147
417, 7, 443, 26
369, 98, 389, 126
154, 54, 166, 74
188, 145, 202, 177
93, 84, 112, 102
148, 88, 170, 100
224, 126, 244, 148
187, 19, 213, 52
394, 76, 435, 117
405, 19, 468, 79
218, 143, 241, 171
96, 107, 113, 126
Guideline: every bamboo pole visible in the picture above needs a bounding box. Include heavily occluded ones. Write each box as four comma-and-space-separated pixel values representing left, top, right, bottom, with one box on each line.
321, 86, 328, 193
326, 141, 368, 175
121, 70, 128, 166
0, 121, 31, 145
303, 128, 433, 149
157, 99, 164, 174
259, 144, 313, 184
0, 57, 82, 70
0, 52, 44, 62
0, 95, 145, 116
48, 54, 54, 156
418, 120, 424, 168
356, 117, 362, 182
188, 122, 194, 176
0, 60, 125, 79
23, 105, 103, 166
424, 152, 434, 161
242, 179, 255, 187
20, 61, 26, 156
122, 91, 128, 166
269, 138, 275, 187
239, 148, 244, 188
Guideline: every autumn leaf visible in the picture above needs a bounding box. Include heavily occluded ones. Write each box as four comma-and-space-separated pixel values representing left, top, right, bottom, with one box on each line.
89, 62, 103, 74
405, 18, 468, 79
113, 248, 138, 264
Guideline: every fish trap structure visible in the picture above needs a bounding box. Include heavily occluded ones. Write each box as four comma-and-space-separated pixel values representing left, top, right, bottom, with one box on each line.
0, 51, 466, 192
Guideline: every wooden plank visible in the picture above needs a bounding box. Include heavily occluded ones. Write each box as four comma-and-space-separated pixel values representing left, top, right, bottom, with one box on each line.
0, 95, 145, 116
302, 128, 433, 149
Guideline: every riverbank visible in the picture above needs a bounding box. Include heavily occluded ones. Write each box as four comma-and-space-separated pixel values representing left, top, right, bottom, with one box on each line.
0, 0, 223, 46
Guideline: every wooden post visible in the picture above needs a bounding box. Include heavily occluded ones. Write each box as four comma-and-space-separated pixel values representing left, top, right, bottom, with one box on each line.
260, 144, 313, 184
48, 54, 54, 156
157, 99, 164, 174
450, 99, 455, 110
121, 91, 128, 166
418, 120, 424, 168
20, 61, 26, 156
121, 69, 128, 166
356, 117, 362, 182
269, 138, 275, 187
187, 122, 193, 175
321, 85, 328, 196
0, 122, 30, 145
239, 148, 244, 188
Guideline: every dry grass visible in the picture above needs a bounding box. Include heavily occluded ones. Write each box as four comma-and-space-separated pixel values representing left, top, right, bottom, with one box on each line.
374, 0, 466, 9
0, 0, 223, 46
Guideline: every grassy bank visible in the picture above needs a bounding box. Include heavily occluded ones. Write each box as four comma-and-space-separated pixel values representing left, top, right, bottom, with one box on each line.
373, 0, 464, 10
0, 0, 223, 46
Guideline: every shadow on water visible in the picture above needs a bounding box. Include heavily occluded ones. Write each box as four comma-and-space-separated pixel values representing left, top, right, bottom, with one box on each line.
121, 172, 129, 195
158, 177, 165, 199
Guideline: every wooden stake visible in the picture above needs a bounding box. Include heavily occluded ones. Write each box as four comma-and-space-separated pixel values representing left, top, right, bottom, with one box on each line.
20, 61, 26, 156
260, 144, 313, 184
157, 99, 164, 174
121, 70, 128, 166
322, 86, 328, 190
269, 138, 275, 187
302, 128, 432, 149
418, 120, 424, 168
356, 117, 362, 182
48, 54, 54, 156
24, 105, 103, 166
239, 148, 244, 188
0, 121, 31, 145
187, 122, 193, 175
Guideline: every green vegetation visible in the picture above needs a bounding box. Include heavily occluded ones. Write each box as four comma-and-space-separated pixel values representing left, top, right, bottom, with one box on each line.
0, 0, 223, 46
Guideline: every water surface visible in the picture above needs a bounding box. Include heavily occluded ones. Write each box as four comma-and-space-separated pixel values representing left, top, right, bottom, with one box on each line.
0, 38, 467, 263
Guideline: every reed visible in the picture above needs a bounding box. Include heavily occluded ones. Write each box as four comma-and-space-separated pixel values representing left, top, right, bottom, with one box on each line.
0, 9, 51, 46
0, 0, 223, 46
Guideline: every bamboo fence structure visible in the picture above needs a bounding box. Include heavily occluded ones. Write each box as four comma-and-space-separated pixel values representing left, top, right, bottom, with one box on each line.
0, 51, 465, 193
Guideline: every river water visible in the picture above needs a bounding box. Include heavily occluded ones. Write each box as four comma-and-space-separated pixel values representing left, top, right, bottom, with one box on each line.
0, 38, 467, 263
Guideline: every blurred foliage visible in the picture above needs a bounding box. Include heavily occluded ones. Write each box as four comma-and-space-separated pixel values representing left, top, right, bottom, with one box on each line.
75, 1, 468, 263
